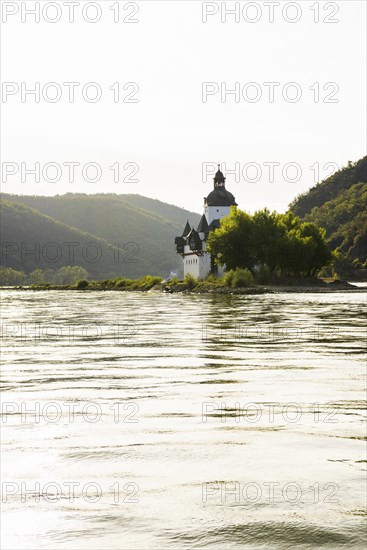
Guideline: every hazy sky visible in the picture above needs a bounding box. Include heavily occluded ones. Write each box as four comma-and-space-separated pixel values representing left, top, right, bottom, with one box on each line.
1, 0, 366, 213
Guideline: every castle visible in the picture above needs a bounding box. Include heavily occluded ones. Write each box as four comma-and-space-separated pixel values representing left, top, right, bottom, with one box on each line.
175, 166, 237, 278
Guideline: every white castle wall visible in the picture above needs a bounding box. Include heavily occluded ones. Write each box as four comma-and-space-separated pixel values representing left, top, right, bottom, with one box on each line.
183, 240, 211, 278
183, 252, 224, 278
183, 255, 200, 278
182, 200, 231, 279
204, 205, 231, 225
199, 253, 212, 278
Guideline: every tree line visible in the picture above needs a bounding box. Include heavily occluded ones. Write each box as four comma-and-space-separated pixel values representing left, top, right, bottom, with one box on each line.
0, 266, 88, 286
208, 207, 331, 277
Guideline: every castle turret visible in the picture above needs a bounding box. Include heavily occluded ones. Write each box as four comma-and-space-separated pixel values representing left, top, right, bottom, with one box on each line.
204, 165, 237, 224
197, 214, 209, 239
174, 164, 237, 278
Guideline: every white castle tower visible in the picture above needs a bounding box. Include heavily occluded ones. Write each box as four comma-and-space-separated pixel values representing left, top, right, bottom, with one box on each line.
175, 165, 237, 278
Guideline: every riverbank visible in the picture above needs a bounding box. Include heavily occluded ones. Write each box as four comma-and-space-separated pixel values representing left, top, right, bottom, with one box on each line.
163, 280, 365, 294
1, 279, 365, 294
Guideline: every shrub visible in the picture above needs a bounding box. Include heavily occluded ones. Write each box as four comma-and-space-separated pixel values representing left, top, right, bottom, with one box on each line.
140, 275, 162, 289
129, 275, 162, 290
332, 252, 354, 278
184, 273, 197, 289
232, 268, 253, 288
149, 276, 162, 287
205, 273, 225, 286
115, 278, 128, 288
223, 269, 235, 287
169, 276, 179, 286
100, 279, 115, 287
318, 266, 333, 278
76, 279, 89, 289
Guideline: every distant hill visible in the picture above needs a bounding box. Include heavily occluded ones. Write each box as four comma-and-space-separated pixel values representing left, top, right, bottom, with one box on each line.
289, 157, 367, 267
0, 193, 201, 279
3, 159, 366, 281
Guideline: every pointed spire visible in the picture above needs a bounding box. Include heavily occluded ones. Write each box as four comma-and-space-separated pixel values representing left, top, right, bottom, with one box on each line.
197, 213, 209, 233
188, 228, 202, 251
182, 220, 191, 237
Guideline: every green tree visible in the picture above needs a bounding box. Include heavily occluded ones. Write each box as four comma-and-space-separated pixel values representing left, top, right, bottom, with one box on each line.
54, 266, 88, 285
208, 207, 255, 270
298, 222, 332, 276
28, 269, 46, 285
284, 230, 316, 276
208, 208, 331, 277
252, 209, 287, 272
0, 267, 25, 286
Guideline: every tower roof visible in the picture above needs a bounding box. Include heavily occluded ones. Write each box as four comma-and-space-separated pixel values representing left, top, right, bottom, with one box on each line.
214, 165, 225, 185
182, 220, 191, 237
188, 228, 202, 251
205, 187, 237, 207
197, 214, 209, 233
204, 164, 237, 207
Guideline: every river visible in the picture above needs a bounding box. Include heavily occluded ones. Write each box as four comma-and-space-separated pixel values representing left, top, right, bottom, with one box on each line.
1, 290, 366, 549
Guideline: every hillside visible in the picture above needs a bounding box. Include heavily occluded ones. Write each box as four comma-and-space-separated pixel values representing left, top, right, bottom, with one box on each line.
289, 157, 367, 269
0, 199, 145, 278
289, 157, 367, 218
0, 194, 201, 279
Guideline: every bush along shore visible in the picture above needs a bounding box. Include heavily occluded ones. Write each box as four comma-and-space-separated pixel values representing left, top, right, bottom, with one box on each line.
2, 269, 363, 294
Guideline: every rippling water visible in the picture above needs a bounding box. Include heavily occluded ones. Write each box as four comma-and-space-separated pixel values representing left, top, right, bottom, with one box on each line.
1, 290, 366, 549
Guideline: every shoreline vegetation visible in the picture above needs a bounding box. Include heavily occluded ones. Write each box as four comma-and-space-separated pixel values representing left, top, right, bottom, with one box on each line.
1, 272, 364, 294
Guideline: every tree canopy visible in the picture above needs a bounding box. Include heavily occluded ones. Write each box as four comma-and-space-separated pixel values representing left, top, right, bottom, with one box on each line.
208, 207, 331, 277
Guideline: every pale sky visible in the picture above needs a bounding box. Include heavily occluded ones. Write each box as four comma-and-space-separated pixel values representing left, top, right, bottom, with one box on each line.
1, 0, 366, 214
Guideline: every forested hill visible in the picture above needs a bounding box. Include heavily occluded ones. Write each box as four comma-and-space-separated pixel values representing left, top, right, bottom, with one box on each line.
289, 157, 367, 269
0, 193, 201, 279
1, 193, 199, 233
289, 157, 367, 217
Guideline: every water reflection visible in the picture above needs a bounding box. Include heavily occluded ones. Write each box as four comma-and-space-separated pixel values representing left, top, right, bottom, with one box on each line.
1, 290, 366, 549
